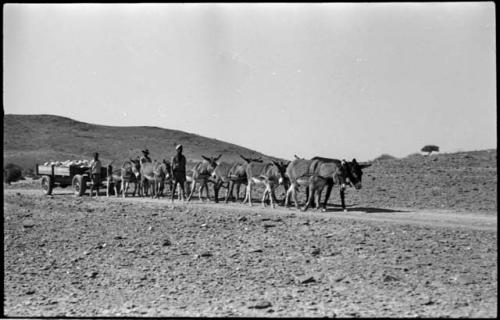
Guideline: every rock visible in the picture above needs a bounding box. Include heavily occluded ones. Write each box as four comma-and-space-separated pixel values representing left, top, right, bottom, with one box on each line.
238, 216, 248, 222
22, 220, 35, 228
248, 299, 272, 309
250, 248, 263, 253
453, 275, 477, 285
382, 274, 399, 282
200, 251, 212, 257
296, 275, 317, 284
162, 239, 172, 246
87, 271, 98, 278
311, 247, 321, 256
263, 223, 276, 228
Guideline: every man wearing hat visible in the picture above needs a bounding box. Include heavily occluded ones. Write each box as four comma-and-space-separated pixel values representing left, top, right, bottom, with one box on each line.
89, 152, 102, 198
171, 144, 187, 202
140, 149, 152, 164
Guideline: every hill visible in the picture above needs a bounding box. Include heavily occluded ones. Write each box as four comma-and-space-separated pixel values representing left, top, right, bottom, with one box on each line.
348, 149, 497, 212
3, 114, 280, 169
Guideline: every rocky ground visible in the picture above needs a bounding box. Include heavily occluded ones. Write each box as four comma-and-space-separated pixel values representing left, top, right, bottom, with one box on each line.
3, 181, 497, 317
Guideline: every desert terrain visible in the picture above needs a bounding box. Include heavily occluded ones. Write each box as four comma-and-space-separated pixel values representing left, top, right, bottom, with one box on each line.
3, 151, 497, 317
3, 115, 497, 317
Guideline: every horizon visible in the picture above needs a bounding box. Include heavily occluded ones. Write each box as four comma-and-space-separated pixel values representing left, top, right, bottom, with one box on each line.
3, 3, 496, 161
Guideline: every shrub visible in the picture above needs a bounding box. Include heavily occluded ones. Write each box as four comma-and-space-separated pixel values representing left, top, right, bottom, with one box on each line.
4, 163, 23, 184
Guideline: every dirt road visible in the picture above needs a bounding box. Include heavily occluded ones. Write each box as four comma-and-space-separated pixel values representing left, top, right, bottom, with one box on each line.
3, 187, 497, 317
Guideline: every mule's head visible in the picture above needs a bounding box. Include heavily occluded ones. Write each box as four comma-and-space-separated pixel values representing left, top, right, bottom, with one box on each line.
272, 160, 290, 186
342, 158, 372, 190
202, 154, 222, 173
129, 158, 141, 178
162, 159, 172, 178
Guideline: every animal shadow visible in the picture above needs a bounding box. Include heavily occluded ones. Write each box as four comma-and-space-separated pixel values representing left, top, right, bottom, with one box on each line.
323, 204, 407, 213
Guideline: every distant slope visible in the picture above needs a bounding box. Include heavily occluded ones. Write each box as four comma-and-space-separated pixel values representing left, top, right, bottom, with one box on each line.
348, 149, 497, 213
3, 114, 280, 169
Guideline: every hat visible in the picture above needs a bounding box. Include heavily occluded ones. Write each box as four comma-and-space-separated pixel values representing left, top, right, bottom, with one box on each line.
175, 144, 183, 150
142, 149, 149, 155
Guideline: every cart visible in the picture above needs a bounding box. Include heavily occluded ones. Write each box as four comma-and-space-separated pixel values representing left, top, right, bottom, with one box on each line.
35, 163, 109, 196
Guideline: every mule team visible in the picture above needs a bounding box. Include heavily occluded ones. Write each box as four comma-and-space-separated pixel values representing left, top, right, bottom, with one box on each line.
105, 146, 371, 212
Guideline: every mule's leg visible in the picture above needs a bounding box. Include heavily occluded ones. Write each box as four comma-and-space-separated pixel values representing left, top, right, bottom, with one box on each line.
322, 181, 333, 211
245, 182, 253, 206
285, 183, 294, 207
187, 180, 196, 202
225, 181, 233, 203
302, 182, 316, 212
261, 185, 268, 207
240, 184, 247, 202
151, 179, 156, 198
314, 188, 322, 210
198, 183, 204, 202
122, 181, 127, 198
292, 184, 300, 209
269, 185, 277, 209
225, 183, 230, 203
214, 182, 220, 203
235, 183, 240, 202
340, 186, 347, 212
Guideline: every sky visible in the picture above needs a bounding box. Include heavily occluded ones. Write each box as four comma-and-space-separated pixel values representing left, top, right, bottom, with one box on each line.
3, 3, 496, 161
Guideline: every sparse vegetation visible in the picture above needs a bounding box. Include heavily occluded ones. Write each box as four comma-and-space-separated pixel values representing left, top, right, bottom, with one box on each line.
4, 163, 23, 184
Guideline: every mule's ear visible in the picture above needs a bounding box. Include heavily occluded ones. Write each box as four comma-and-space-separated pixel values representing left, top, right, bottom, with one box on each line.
215, 154, 222, 161
352, 158, 358, 164
202, 155, 210, 161
360, 163, 372, 169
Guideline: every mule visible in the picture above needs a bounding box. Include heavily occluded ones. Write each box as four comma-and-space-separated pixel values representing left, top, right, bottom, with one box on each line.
187, 155, 222, 202
152, 159, 172, 198
285, 157, 371, 211
139, 159, 157, 198
242, 159, 289, 208
106, 163, 123, 197
121, 159, 141, 198
210, 162, 233, 203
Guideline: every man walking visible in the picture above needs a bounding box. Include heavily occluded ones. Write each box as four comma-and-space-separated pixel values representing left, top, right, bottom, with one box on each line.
171, 144, 187, 202
89, 152, 102, 198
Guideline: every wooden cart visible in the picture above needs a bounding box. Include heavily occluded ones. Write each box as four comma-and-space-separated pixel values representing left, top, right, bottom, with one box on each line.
35, 164, 108, 196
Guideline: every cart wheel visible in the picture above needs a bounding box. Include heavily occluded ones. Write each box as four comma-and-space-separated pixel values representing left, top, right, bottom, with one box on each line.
72, 175, 86, 197
41, 176, 53, 195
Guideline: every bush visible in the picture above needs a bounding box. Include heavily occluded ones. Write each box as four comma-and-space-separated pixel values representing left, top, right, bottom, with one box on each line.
4, 163, 23, 184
